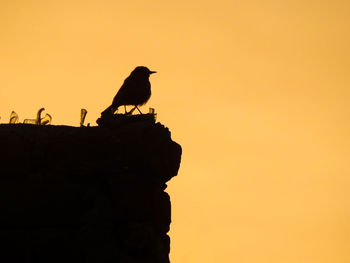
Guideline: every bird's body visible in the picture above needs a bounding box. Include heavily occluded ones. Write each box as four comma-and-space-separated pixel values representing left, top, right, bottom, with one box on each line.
102, 66, 156, 116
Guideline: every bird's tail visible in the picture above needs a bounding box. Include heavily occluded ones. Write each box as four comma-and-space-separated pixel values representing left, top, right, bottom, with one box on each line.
101, 105, 112, 117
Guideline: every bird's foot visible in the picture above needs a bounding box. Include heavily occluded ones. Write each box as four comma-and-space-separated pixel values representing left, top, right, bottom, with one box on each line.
125, 106, 138, 115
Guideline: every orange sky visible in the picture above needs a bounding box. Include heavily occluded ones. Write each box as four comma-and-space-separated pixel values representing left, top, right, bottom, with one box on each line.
1, 1, 350, 262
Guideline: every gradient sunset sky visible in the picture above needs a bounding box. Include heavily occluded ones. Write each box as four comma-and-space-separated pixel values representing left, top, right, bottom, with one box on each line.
1, 1, 350, 262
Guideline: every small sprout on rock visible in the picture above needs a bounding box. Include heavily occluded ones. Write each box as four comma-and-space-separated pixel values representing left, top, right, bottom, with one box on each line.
40, 113, 52, 125
149, 108, 157, 121
9, 111, 19, 124
36, 108, 45, 124
80, 109, 87, 126
23, 119, 36, 124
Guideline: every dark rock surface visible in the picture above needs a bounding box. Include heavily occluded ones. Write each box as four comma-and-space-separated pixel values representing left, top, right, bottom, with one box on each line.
0, 115, 182, 263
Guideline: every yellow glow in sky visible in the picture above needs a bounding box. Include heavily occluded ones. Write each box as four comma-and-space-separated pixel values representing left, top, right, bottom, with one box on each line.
1, 1, 350, 262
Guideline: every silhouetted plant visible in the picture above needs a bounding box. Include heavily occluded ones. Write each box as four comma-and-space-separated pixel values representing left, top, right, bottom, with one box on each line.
80, 109, 87, 126
23, 108, 52, 125
9, 111, 19, 124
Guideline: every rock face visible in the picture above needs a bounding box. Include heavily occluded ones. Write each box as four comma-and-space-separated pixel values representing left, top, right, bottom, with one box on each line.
0, 115, 182, 263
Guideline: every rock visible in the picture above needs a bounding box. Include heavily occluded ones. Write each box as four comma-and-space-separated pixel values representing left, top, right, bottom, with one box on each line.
0, 117, 181, 263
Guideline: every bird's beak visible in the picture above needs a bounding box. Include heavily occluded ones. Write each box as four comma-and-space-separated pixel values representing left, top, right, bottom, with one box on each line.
150, 71, 157, 74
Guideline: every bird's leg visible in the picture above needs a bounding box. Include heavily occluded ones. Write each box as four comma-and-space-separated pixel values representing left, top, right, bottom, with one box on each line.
128, 106, 137, 115
136, 106, 143, 114
124, 106, 136, 115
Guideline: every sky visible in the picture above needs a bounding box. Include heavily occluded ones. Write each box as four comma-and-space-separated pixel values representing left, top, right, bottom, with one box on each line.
1, 0, 350, 262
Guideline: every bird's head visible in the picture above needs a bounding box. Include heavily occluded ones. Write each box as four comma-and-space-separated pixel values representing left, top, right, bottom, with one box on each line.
132, 66, 157, 77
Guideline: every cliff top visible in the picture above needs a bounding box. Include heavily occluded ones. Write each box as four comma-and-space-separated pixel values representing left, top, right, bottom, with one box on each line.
0, 114, 182, 187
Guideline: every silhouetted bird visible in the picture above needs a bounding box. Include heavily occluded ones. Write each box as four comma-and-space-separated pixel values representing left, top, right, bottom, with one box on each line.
102, 66, 156, 116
